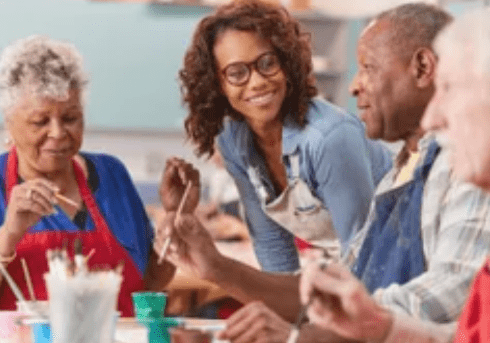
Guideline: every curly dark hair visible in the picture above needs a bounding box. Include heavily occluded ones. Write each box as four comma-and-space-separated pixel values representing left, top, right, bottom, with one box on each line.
179, 0, 318, 157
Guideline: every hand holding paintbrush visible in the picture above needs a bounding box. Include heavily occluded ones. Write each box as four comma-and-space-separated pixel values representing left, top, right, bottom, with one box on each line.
159, 157, 200, 214
54, 192, 80, 210
157, 181, 193, 264
298, 260, 393, 342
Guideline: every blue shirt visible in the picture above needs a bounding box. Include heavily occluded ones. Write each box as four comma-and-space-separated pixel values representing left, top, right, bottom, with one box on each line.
217, 97, 393, 271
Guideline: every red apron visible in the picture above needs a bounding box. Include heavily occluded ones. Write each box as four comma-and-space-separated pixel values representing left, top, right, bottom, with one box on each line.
453, 259, 490, 342
0, 149, 144, 317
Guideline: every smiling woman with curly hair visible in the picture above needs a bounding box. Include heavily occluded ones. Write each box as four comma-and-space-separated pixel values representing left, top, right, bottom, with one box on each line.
176, 0, 393, 272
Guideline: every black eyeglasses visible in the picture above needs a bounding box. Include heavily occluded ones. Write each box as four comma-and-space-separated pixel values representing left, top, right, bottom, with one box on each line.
221, 52, 281, 86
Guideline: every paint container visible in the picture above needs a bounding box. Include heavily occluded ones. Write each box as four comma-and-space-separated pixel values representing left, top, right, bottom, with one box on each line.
22, 312, 120, 343
44, 271, 122, 343
136, 317, 180, 343
132, 291, 167, 320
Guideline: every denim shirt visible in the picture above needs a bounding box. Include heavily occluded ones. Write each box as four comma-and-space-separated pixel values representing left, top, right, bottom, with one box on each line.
217, 97, 393, 271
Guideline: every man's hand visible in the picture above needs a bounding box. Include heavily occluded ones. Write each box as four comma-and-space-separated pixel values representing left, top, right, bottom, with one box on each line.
300, 261, 393, 342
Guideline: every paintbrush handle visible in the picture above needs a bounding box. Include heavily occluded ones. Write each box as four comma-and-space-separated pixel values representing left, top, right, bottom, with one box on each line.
0, 262, 28, 306
55, 193, 80, 209
158, 181, 193, 265
175, 181, 193, 221
157, 236, 172, 265
294, 260, 329, 329
21, 258, 36, 301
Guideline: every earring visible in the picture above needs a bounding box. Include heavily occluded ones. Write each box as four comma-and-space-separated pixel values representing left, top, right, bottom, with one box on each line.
4, 137, 12, 147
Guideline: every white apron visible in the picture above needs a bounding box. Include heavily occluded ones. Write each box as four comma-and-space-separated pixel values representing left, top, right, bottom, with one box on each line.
247, 153, 340, 256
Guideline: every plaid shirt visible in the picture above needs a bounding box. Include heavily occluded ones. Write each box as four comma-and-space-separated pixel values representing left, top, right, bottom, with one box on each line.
344, 135, 490, 338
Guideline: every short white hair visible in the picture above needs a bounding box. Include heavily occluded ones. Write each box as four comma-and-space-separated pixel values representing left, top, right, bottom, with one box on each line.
435, 7, 490, 81
0, 35, 89, 117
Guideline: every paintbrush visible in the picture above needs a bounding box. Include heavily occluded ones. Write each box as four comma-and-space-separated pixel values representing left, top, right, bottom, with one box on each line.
0, 262, 35, 315
20, 258, 36, 301
292, 261, 329, 332
55, 193, 80, 210
157, 181, 193, 265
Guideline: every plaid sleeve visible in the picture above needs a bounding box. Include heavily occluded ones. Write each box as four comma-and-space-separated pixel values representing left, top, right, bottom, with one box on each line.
373, 153, 490, 323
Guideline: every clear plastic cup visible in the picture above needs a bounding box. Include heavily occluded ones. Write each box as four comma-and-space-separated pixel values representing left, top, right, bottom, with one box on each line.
44, 271, 122, 343
16, 300, 50, 318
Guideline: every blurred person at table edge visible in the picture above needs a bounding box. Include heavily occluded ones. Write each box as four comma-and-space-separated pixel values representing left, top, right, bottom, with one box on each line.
421, 7, 490, 342
160, 0, 393, 273
158, 3, 490, 343
0, 35, 174, 317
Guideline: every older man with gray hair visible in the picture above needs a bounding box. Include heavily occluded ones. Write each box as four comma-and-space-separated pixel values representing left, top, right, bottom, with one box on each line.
421, 7, 490, 342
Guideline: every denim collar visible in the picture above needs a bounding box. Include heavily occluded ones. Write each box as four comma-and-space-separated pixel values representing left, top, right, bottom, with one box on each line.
233, 113, 303, 163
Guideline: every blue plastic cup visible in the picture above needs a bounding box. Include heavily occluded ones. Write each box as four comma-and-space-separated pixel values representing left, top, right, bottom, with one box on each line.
25, 312, 120, 343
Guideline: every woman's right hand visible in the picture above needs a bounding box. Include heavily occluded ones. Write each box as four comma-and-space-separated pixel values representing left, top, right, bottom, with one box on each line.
153, 212, 222, 281
3, 179, 59, 240
159, 157, 201, 213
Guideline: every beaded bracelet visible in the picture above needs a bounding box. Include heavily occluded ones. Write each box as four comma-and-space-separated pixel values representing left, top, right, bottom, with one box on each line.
0, 251, 16, 264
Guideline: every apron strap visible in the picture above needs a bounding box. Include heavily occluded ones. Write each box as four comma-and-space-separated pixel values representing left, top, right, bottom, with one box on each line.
289, 153, 301, 179
352, 140, 440, 292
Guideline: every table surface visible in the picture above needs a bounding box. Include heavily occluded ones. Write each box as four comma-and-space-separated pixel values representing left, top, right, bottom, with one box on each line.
164, 240, 260, 314
4, 314, 228, 343
116, 317, 228, 343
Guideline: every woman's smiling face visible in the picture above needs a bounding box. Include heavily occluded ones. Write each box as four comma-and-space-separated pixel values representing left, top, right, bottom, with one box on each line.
213, 29, 288, 130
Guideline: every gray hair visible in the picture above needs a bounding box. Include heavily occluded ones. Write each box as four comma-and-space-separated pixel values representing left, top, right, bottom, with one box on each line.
375, 2, 453, 62
0, 35, 89, 117
435, 7, 490, 81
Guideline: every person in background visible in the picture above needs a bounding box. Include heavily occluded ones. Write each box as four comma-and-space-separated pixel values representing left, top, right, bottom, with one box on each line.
201, 147, 242, 220
0, 35, 174, 317
167, 0, 393, 272
421, 7, 490, 342
157, 3, 490, 342
196, 149, 249, 241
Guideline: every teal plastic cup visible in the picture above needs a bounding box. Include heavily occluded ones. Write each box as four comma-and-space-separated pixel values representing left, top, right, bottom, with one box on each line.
132, 291, 167, 319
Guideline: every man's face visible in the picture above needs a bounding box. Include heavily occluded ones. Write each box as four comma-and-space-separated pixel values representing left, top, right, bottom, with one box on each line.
422, 48, 490, 190
350, 20, 424, 142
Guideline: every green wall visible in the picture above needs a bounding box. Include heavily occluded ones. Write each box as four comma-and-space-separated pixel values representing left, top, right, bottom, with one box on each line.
0, 0, 211, 130
1, 1, 482, 129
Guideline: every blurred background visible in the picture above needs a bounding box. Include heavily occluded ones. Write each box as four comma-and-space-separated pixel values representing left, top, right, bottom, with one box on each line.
0, 0, 485, 207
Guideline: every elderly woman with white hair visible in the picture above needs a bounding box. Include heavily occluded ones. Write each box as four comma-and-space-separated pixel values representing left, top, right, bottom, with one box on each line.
0, 35, 174, 316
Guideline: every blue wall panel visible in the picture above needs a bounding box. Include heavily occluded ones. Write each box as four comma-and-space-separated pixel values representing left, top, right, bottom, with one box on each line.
0, 0, 209, 130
